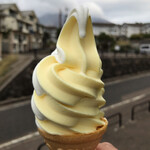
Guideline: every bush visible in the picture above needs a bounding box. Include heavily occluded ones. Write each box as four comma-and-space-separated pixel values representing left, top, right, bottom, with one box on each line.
130, 33, 150, 40
96, 33, 115, 52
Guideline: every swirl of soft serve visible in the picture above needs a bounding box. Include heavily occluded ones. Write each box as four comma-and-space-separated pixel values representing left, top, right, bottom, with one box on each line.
31, 6, 106, 135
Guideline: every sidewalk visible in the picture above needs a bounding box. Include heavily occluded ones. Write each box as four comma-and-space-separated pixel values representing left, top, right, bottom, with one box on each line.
0, 96, 149, 150
103, 111, 150, 150
1, 116, 149, 150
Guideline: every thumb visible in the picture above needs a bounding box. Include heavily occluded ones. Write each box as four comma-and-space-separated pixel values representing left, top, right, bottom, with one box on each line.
96, 142, 118, 150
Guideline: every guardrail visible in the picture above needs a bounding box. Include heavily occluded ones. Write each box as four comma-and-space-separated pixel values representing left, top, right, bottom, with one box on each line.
107, 112, 122, 127
131, 100, 150, 120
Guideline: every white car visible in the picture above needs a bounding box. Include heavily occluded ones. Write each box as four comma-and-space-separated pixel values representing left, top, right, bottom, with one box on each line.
140, 44, 150, 54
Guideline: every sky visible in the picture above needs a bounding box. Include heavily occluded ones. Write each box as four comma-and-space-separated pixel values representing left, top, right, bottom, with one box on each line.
0, 0, 150, 24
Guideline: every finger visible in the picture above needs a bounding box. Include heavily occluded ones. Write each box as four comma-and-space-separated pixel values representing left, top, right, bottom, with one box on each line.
96, 142, 118, 150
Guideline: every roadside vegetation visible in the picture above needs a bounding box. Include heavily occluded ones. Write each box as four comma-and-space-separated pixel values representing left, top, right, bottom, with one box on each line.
95, 33, 150, 54
0, 54, 18, 77
130, 33, 150, 40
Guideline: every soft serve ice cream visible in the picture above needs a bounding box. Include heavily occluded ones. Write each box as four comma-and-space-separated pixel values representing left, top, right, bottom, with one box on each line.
31, 6, 106, 135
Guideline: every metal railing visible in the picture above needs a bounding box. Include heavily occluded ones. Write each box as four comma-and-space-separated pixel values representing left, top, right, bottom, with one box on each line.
37, 143, 46, 150
131, 100, 150, 120
107, 112, 122, 127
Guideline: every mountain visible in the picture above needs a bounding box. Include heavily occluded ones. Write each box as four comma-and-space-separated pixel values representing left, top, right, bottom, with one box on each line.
39, 13, 112, 27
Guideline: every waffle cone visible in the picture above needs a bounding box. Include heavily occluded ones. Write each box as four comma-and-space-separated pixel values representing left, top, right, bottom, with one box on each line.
38, 118, 108, 150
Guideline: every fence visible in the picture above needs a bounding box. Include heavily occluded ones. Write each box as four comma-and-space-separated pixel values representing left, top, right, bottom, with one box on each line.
37, 143, 46, 150
107, 113, 122, 127
131, 100, 150, 120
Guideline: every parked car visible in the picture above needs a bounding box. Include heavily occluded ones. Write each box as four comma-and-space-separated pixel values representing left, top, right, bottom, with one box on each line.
140, 44, 150, 54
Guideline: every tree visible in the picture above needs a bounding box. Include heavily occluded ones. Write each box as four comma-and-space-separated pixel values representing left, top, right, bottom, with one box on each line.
56, 28, 61, 39
42, 31, 50, 49
96, 33, 115, 53
130, 33, 150, 41
0, 33, 2, 61
130, 34, 143, 40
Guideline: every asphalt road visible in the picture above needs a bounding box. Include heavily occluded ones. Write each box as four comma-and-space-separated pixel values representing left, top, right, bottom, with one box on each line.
0, 72, 150, 144
0, 101, 36, 144
104, 72, 150, 106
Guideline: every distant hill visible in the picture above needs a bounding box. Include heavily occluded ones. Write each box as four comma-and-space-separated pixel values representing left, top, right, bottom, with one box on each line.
39, 13, 112, 27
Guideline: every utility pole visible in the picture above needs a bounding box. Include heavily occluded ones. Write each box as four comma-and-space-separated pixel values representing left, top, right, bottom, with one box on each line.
0, 35, 2, 61
59, 9, 62, 28
64, 7, 68, 23
0, 15, 2, 61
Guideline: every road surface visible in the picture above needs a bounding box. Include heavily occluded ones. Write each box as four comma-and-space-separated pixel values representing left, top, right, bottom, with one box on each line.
0, 72, 150, 144
104, 72, 150, 106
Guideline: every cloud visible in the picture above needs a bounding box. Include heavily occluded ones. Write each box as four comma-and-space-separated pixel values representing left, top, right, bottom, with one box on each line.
0, 0, 150, 23
97, 0, 150, 24
83, 2, 104, 17
35, 0, 104, 20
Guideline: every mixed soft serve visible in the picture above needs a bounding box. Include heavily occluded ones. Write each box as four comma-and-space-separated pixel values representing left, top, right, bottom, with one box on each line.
31, 6, 106, 135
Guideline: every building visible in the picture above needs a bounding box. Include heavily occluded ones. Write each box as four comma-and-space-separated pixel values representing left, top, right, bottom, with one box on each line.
93, 22, 144, 38
0, 14, 4, 60
0, 4, 31, 53
141, 23, 150, 34
121, 23, 142, 37
93, 23, 121, 37
44, 26, 57, 42
21, 10, 44, 51
0, 3, 46, 53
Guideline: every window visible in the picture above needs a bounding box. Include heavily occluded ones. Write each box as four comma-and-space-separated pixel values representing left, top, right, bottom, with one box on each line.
18, 22, 23, 31
142, 46, 149, 49
37, 25, 39, 32
9, 9, 17, 17
29, 15, 34, 21
23, 35, 26, 41
15, 33, 18, 39
13, 44, 16, 49
24, 24, 26, 29
29, 26, 34, 33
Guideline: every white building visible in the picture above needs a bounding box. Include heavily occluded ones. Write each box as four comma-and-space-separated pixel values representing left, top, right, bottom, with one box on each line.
93, 23, 121, 37
121, 23, 142, 37
93, 22, 144, 38
141, 23, 150, 34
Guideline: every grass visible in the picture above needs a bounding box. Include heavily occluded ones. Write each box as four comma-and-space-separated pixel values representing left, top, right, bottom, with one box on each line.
0, 54, 18, 77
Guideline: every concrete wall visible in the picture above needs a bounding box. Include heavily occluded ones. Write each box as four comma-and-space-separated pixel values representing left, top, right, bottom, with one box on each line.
142, 24, 150, 34
3, 16, 18, 31
93, 24, 142, 37
1, 57, 150, 100
0, 34, 2, 60
102, 57, 150, 79
2, 9, 9, 15
109, 26, 120, 36
93, 26, 110, 36
127, 26, 141, 37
